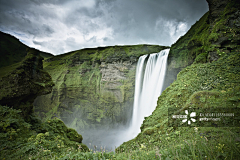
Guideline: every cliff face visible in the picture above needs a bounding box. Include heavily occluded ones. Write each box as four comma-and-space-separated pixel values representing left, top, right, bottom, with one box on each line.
0, 48, 54, 119
33, 45, 168, 131
207, 0, 230, 23
0, 33, 90, 159
163, 0, 240, 90
0, 31, 54, 119
118, 0, 240, 158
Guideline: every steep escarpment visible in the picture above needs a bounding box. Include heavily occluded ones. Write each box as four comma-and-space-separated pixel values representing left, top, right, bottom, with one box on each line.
0, 49, 54, 119
34, 45, 168, 132
0, 34, 89, 159
163, 0, 240, 89
0, 31, 55, 119
118, 0, 240, 159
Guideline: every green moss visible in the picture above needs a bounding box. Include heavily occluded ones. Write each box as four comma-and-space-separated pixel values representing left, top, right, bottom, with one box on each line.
0, 50, 54, 119
118, 1, 240, 159
170, 2, 239, 68
34, 44, 168, 131
194, 52, 208, 63
0, 105, 89, 160
118, 44, 240, 160
169, 12, 210, 68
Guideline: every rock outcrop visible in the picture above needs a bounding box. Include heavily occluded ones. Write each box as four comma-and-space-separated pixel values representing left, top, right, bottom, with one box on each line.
0, 33, 89, 159
207, 0, 230, 24
100, 61, 134, 102
0, 49, 54, 118
0, 31, 54, 119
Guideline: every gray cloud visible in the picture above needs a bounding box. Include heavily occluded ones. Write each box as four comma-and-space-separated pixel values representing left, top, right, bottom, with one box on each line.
0, 0, 208, 55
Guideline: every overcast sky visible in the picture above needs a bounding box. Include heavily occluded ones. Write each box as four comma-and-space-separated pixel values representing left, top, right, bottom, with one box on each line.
0, 0, 208, 55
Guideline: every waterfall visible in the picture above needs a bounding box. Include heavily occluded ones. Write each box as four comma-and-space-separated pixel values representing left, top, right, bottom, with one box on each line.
84, 49, 170, 149
130, 48, 170, 136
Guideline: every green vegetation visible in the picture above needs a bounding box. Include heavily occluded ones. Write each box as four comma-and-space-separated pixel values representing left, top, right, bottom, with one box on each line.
117, 48, 240, 160
2, 101, 238, 160
34, 44, 168, 132
117, 1, 240, 159
0, 50, 54, 119
0, 41, 90, 159
0, 61, 21, 78
0, 105, 89, 160
48, 44, 168, 64
0, 31, 53, 68
1, 0, 240, 159
169, 1, 240, 69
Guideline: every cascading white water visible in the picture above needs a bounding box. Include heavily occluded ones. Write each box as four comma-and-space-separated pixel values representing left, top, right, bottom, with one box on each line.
83, 49, 170, 149
130, 48, 170, 136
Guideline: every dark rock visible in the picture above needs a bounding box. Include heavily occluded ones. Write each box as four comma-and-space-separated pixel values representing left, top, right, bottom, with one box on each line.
206, 0, 229, 24
212, 36, 229, 46
208, 51, 220, 62
235, 137, 240, 142
0, 50, 54, 118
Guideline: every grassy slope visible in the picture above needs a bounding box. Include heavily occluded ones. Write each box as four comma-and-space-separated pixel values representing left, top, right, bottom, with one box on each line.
169, 1, 239, 68
116, 1, 240, 159
0, 105, 89, 160
117, 50, 240, 159
168, 12, 209, 69
0, 31, 28, 68
0, 31, 53, 77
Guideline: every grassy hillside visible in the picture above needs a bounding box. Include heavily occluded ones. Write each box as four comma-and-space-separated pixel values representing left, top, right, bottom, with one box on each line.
117, 0, 240, 159
164, 0, 240, 89
117, 49, 240, 159
0, 105, 89, 160
0, 31, 53, 68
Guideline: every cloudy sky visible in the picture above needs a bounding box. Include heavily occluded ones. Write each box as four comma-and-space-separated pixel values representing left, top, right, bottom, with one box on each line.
0, 0, 208, 55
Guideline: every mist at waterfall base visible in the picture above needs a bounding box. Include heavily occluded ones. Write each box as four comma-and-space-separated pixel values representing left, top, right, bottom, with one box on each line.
79, 49, 170, 151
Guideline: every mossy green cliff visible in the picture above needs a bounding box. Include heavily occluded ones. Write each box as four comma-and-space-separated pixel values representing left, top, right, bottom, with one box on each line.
164, 0, 240, 89
34, 45, 168, 132
0, 32, 54, 118
0, 34, 89, 159
0, 49, 54, 119
117, 0, 240, 159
